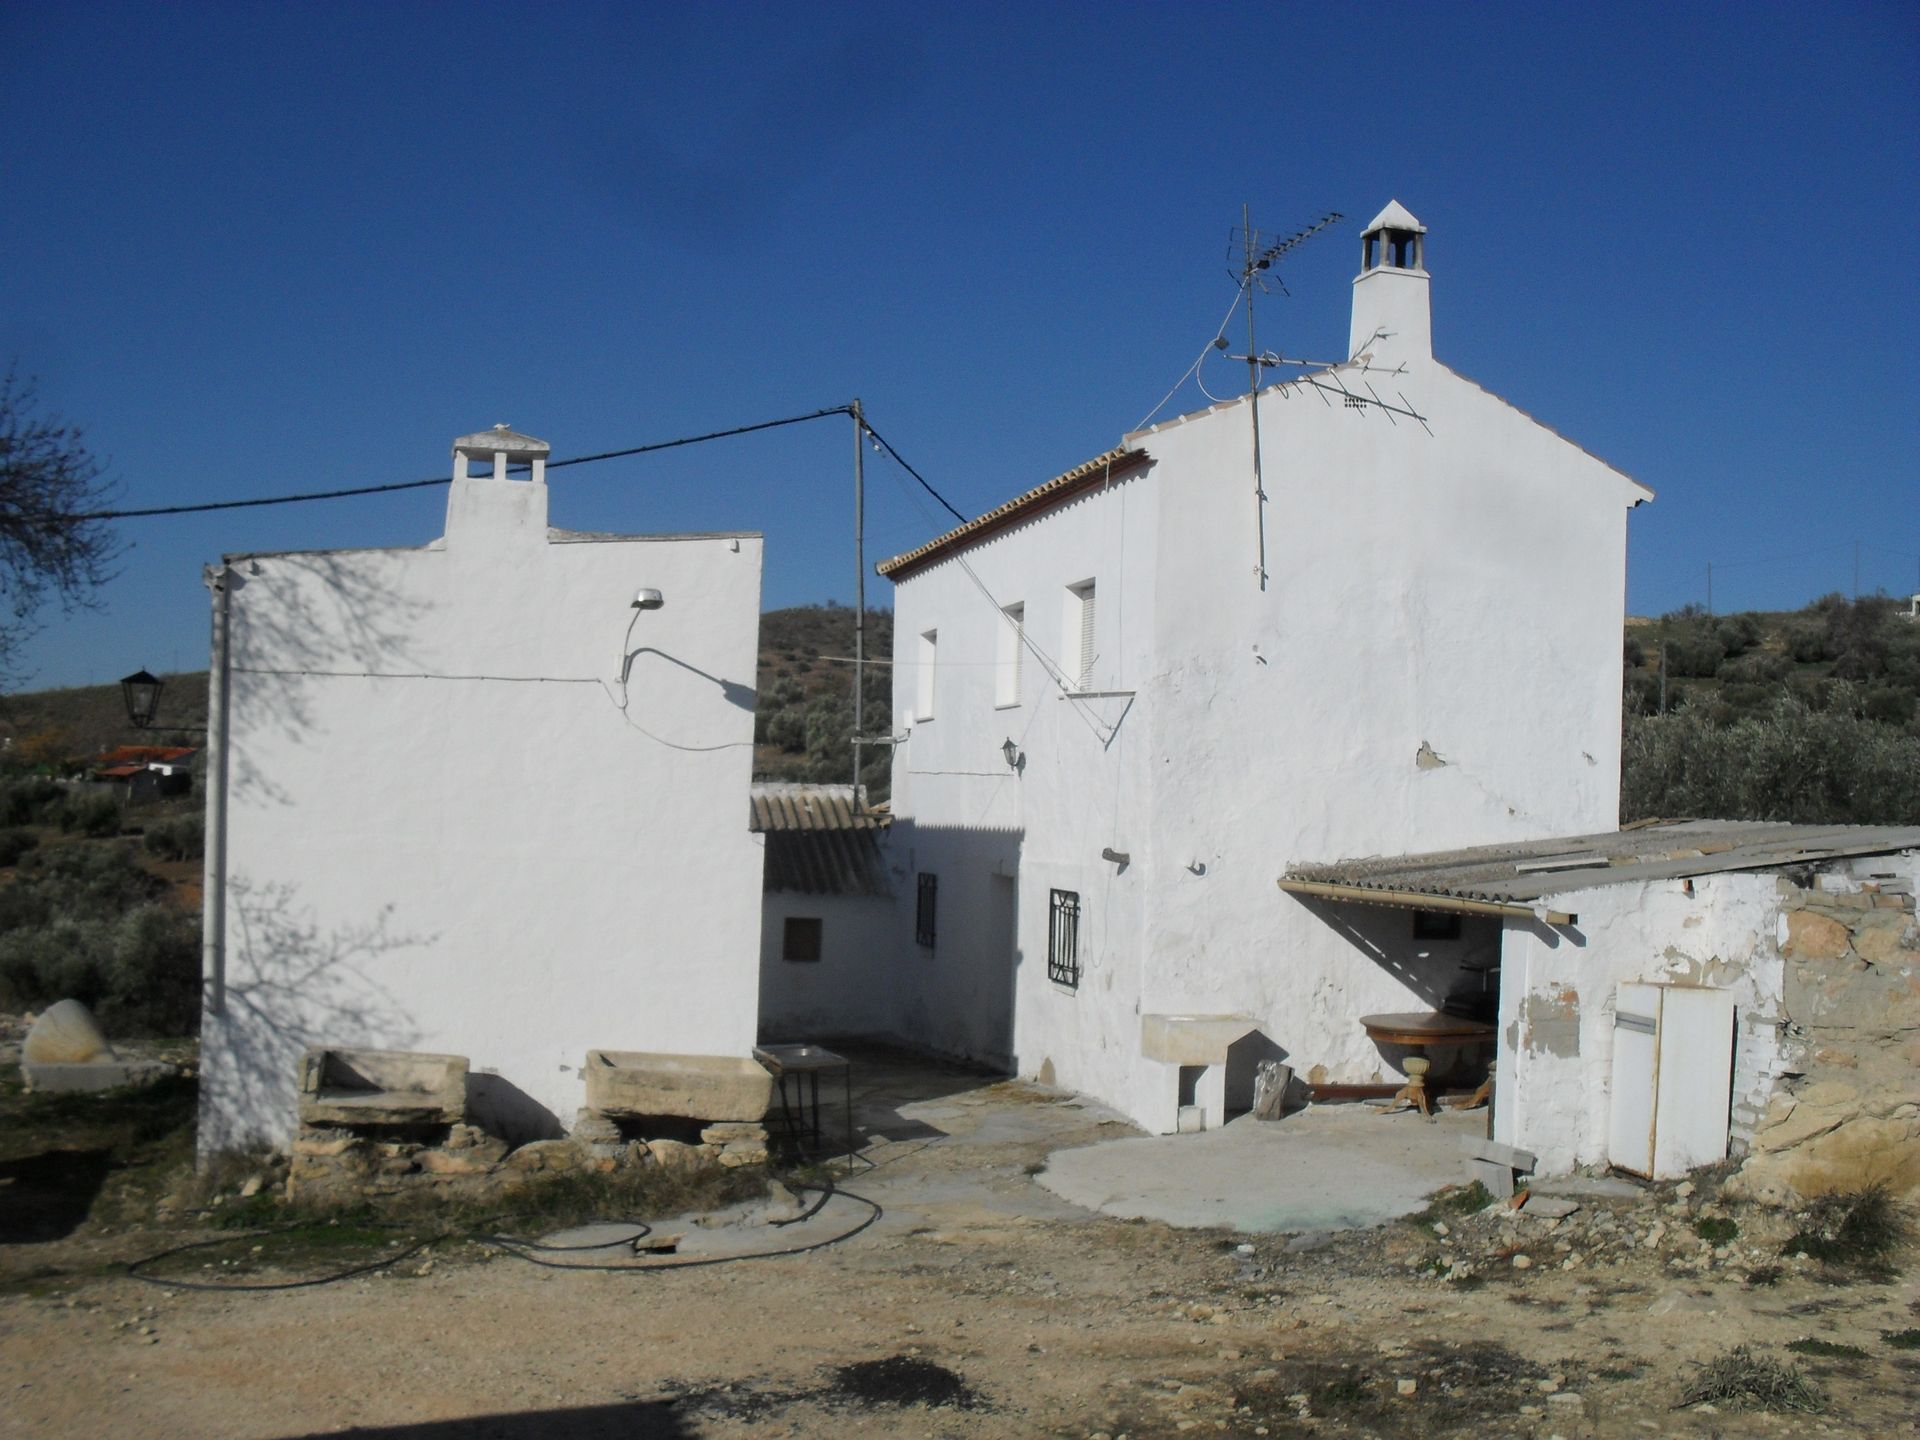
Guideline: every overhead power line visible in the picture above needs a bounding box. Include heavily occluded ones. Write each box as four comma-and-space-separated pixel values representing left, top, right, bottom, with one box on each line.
858, 417, 967, 524
60, 405, 858, 521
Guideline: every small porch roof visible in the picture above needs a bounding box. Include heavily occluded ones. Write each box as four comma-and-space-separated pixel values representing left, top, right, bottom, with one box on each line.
1280, 820, 1920, 924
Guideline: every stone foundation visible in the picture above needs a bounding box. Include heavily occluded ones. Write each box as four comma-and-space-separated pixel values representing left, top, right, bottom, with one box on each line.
1729, 866, 1919, 1204
285, 1110, 770, 1206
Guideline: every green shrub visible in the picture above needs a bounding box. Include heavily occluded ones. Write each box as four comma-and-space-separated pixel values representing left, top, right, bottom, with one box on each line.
142, 813, 204, 862
0, 777, 64, 826
0, 828, 38, 867
57, 790, 123, 838
1623, 699, 1920, 824
0, 901, 198, 1035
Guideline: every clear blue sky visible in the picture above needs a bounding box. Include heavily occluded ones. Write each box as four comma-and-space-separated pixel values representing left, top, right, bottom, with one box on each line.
3, 1, 1915, 689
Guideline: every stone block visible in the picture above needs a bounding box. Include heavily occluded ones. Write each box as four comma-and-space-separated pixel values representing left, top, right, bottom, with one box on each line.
1853, 924, 1913, 966
1784, 911, 1850, 959
297, 1047, 468, 1128
504, 1139, 581, 1174
21, 1059, 171, 1093
647, 1138, 709, 1173
293, 1128, 362, 1158
22, 1000, 115, 1064
717, 1141, 769, 1167
699, 1122, 768, 1145
419, 1148, 496, 1177
584, 1050, 773, 1122
1466, 1156, 1515, 1198
571, 1109, 624, 1145
1461, 1136, 1538, 1172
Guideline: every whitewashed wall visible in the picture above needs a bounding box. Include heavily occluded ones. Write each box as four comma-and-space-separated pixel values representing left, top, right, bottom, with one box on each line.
888, 466, 1160, 1091
1493, 874, 1788, 1175
758, 887, 906, 1040
884, 229, 1647, 1132
199, 473, 765, 1155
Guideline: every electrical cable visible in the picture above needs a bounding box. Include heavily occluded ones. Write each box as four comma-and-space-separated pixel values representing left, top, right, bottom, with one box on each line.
61, 406, 856, 522
858, 418, 968, 524
1135, 286, 1245, 430
122, 1179, 880, 1291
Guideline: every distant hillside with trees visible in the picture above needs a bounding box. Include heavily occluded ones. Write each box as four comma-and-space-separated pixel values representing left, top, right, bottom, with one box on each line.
1622, 594, 1920, 824
4, 595, 1914, 825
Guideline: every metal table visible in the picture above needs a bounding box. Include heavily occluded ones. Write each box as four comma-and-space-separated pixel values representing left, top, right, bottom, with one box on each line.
754, 1044, 854, 1169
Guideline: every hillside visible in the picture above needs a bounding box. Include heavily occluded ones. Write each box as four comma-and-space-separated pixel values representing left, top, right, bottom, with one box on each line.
0, 605, 895, 795
7, 596, 1913, 823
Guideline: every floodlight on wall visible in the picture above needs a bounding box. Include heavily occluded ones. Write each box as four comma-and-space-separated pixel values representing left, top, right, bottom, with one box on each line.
632, 588, 665, 611
120, 669, 165, 729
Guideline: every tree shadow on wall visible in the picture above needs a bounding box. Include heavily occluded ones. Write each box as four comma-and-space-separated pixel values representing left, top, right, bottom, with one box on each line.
220, 552, 433, 811
199, 877, 434, 1156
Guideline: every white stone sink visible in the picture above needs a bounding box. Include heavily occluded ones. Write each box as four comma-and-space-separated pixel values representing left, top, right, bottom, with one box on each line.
1140, 1014, 1261, 1064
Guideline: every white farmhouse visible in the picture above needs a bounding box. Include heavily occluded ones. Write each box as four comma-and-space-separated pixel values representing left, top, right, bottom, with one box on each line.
198, 427, 765, 1155
876, 202, 1653, 1136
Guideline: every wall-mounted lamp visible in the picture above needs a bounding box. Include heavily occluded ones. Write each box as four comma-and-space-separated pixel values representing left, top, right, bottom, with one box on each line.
120, 669, 165, 729
631, 588, 665, 611
1001, 737, 1023, 770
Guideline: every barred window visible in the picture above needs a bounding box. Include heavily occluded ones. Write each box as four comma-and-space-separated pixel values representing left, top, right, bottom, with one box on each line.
1048, 888, 1080, 988
915, 872, 938, 950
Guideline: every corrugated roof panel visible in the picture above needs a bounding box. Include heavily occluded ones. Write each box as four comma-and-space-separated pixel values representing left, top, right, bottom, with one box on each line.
751, 783, 891, 897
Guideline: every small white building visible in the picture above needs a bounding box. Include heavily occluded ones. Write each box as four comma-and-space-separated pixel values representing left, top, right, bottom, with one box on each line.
753, 783, 901, 1040
198, 427, 766, 1155
875, 202, 1654, 1136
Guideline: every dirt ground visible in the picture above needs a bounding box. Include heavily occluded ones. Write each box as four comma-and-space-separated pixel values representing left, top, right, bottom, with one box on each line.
2, 1045, 1915, 1439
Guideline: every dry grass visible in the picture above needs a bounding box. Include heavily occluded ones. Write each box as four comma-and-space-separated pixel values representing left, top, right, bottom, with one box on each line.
1677, 1346, 1824, 1413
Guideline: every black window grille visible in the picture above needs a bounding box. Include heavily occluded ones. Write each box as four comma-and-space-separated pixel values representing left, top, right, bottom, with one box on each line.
915, 872, 938, 950
1048, 888, 1081, 988
782, 916, 823, 962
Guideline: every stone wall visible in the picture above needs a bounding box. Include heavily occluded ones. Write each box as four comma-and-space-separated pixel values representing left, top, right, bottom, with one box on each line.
1730, 858, 1920, 1204
286, 1112, 769, 1208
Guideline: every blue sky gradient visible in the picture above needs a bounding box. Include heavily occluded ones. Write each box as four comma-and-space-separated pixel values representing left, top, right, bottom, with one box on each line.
3, 1, 1916, 687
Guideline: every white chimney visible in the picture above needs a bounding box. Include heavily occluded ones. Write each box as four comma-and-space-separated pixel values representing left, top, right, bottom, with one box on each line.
1349, 200, 1431, 368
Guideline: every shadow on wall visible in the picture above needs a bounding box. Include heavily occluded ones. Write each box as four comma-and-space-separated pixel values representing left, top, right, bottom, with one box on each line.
222, 554, 434, 812
201, 878, 433, 1156
888, 820, 1024, 1074
468, 1072, 563, 1146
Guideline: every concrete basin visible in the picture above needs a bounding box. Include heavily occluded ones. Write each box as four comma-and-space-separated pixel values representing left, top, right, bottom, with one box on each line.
298, 1047, 469, 1127
584, 1050, 773, 1122
1140, 1014, 1260, 1064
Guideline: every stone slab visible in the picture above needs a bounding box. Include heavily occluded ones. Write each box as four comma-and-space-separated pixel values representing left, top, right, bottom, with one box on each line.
1140, 1014, 1260, 1065
1520, 1195, 1581, 1218
297, 1046, 468, 1127
1529, 1174, 1645, 1200
22, 1059, 172, 1094
1461, 1136, 1538, 1171
585, 1049, 772, 1122
1466, 1156, 1516, 1198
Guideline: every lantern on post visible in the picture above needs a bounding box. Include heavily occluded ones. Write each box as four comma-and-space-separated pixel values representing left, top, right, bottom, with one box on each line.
120, 669, 165, 729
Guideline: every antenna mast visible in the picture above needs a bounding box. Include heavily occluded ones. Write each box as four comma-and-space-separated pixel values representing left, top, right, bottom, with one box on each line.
1232, 207, 1342, 590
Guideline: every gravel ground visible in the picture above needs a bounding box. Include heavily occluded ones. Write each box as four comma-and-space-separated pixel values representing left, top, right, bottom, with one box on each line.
1, 1047, 1914, 1438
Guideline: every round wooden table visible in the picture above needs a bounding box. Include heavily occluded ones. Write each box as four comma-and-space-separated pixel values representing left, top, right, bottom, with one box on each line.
1359, 1011, 1496, 1117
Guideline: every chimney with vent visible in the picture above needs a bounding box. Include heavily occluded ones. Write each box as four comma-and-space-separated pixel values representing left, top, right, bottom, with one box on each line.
445, 423, 551, 543
1349, 200, 1431, 369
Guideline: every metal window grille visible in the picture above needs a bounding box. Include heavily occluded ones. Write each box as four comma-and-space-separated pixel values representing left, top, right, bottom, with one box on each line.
915, 872, 938, 950
1048, 888, 1081, 988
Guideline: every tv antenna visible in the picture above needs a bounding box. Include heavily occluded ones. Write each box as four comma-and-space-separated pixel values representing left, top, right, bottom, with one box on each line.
1225, 207, 1341, 590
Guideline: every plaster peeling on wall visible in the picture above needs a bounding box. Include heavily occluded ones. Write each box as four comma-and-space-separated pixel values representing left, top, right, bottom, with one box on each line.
1414, 741, 1448, 770
1521, 983, 1581, 1057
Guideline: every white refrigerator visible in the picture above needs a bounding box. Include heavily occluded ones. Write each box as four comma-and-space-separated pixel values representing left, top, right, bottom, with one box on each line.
1608, 982, 1736, 1180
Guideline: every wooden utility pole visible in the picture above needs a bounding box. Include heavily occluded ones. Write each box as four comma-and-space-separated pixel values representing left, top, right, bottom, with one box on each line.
852, 398, 866, 805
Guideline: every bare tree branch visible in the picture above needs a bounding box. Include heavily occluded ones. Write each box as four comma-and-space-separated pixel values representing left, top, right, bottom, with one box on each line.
0, 367, 118, 682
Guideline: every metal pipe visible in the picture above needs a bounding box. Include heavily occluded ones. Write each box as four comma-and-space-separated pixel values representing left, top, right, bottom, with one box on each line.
201, 563, 234, 1014
1277, 878, 1576, 927
851, 398, 865, 810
